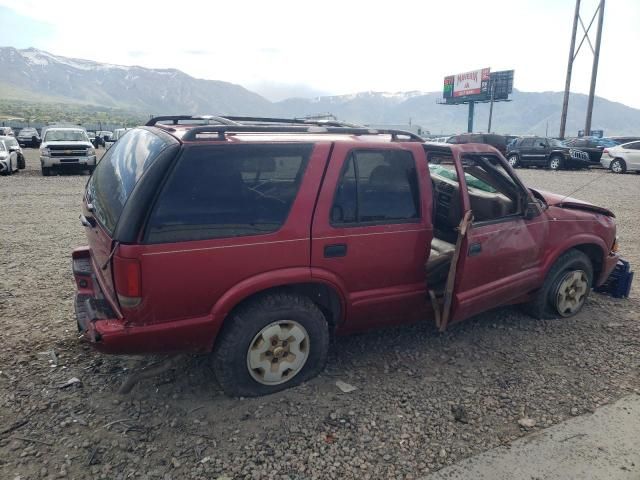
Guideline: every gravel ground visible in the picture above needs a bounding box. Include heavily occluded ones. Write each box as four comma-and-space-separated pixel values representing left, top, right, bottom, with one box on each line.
1, 151, 639, 480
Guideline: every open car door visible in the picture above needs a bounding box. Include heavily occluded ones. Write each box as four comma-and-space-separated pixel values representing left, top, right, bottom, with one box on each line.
438, 146, 547, 330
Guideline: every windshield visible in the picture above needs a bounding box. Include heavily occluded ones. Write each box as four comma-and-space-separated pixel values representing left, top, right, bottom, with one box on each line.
44, 130, 88, 142
549, 138, 566, 147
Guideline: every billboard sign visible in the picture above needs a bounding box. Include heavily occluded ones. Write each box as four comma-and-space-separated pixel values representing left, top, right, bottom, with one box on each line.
442, 68, 514, 104
453, 68, 490, 98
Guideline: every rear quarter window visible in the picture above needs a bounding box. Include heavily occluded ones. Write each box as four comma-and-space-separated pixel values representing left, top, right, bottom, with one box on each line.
87, 128, 169, 234
145, 143, 312, 243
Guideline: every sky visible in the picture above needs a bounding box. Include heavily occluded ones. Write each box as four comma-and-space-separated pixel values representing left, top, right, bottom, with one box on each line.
0, 0, 639, 108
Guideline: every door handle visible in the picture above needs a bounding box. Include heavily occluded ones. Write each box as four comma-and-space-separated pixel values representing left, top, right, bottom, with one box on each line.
324, 244, 347, 258
468, 242, 482, 256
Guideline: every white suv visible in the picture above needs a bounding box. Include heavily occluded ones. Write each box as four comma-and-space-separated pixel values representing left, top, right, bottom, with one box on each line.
39, 127, 96, 176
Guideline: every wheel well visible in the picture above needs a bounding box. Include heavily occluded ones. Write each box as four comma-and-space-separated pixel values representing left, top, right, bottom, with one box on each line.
572, 244, 604, 282
224, 283, 343, 328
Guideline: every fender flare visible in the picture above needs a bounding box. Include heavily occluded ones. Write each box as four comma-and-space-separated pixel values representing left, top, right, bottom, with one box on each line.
207, 267, 348, 349
542, 234, 608, 283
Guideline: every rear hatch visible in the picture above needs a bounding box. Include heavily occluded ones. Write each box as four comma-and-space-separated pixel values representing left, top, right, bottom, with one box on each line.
82, 128, 174, 311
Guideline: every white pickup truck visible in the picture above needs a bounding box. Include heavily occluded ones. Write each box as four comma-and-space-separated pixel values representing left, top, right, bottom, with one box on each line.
39, 127, 96, 176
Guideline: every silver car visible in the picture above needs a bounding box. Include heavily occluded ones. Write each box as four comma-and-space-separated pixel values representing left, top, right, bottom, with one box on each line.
0, 136, 23, 175
600, 141, 640, 173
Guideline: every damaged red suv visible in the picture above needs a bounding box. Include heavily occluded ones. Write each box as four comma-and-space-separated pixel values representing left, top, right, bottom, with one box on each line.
73, 116, 620, 397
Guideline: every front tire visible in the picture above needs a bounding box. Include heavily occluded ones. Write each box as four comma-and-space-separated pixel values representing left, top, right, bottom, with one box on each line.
18, 154, 25, 169
213, 293, 330, 397
610, 158, 626, 174
508, 154, 519, 168
522, 249, 593, 319
548, 155, 563, 170
41, 166, 52, 176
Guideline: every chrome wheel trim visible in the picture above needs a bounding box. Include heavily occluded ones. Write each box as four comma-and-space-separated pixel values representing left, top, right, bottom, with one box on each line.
555, 270, 589, 317
508, 156, 518, 167
550, 158, 560, 170
246, 320, 310, 385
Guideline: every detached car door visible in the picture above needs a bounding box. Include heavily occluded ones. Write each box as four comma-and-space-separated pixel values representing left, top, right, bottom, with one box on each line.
311, 142, 432, 331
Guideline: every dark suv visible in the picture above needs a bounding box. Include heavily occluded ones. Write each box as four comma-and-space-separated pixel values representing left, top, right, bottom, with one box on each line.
73, 116, 620, 397
563, 137, 619, 164
507, 137, 591, 170
447, 133, 508, 155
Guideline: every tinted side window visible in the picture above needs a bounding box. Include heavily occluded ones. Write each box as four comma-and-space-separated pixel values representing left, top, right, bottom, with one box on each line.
88, 128, 169, 234
146, 144, 312, 243
625, 142, 640, 150
520, 138, 534, 147
331, 149, 420, 225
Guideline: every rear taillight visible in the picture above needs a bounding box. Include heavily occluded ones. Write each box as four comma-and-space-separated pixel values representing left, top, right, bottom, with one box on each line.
603, 149, 609, 155
113, 256, 142, 308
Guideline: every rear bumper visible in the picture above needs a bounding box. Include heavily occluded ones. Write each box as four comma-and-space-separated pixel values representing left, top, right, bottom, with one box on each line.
600, 157, 612, 169
72, 247, 214, 354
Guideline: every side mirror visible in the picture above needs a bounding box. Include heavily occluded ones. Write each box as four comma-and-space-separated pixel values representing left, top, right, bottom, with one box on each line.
9, 146, 20, 152
524, 200, 543, 220
538, 142, 546, 148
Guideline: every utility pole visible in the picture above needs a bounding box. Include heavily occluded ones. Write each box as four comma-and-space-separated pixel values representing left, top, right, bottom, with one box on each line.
559, 0, 605, 139
585, 0, 605, 136
487, 82, 496, 133
560, 0, 580, 139
467, 102, 475, 133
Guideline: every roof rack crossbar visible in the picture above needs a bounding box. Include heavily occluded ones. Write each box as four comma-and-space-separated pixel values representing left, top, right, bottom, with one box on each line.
223, 116, 359, 128
180, 125, 424, 142
145, 115, 240, 126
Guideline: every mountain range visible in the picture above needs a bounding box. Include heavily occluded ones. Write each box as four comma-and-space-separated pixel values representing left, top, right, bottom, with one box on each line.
1, 46, 639, 136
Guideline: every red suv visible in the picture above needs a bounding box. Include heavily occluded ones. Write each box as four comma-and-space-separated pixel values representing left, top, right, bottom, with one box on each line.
73, 116, 620, 397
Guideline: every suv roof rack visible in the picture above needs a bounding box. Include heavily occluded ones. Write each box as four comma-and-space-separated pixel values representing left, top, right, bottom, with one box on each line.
223, 116, 360, 128
145, 115, 241, 126
180, 125, 424, 142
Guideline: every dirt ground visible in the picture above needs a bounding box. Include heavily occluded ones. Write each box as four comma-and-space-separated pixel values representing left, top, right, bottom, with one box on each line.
1, 149, 639, 480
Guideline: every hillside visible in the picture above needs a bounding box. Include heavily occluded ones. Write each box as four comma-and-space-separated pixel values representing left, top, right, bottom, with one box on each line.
1, 47, 639, 136
0, 47, 275, 116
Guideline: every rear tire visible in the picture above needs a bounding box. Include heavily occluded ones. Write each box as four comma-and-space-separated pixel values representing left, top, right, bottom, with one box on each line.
508, 154, 519, 168
213, 293, 330, 397
610, 158, 626, 174
522, 249, 593, 320
548, 155, 563, 170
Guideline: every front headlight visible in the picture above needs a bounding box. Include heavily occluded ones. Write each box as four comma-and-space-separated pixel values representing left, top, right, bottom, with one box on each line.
0, 153, 7, 159
40, 147, 50, 156
87, 147, 95, 156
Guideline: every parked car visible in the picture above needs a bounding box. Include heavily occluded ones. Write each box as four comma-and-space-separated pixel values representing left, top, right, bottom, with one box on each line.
600, 141, 640, 173
447, 133, 508, 155
563, 137, 619, 164
105, 128, 130, 150
16, 127, 41, 147
39, 127, 97, 176
73, 116, 620, 397
0, 136, 24, 174
609, 136, 640, 145
507, 136, 591, 170
96, 130, 113, 144
0, 126, 15, 137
